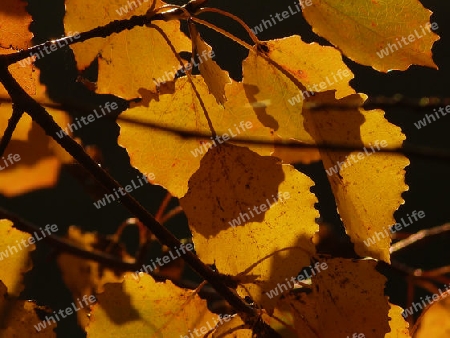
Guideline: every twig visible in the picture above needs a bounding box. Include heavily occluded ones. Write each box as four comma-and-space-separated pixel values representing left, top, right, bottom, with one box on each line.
390, 223, 450, 254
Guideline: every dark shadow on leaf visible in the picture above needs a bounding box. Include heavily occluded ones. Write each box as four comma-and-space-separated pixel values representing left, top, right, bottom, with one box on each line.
243, 83, 279, 131
180, 143, 284, 237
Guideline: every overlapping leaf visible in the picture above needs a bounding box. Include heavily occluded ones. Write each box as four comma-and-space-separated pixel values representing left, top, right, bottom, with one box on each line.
191, 24, 231, 104
64, 0, 192, 99
86, 273, 220, 337
262, 258, 410, 337
180, 144, 319, 311
0, 95, 73, 196
302, 0, 439, 71
0, 282, 56, 337
57, 226, 128, 329
118, 76, 272, 198
303, 92, 409, 262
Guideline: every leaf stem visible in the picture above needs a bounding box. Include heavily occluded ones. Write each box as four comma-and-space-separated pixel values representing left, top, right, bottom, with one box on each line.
195, 7, 260, 45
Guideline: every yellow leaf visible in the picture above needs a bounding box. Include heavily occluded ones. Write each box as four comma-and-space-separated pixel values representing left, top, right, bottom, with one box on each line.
57, 226, 128, 329
302, 0, 439, 71
0, 282, 56, 337
242, 35, 354, 142
212, 315, 253, 337
191, 24, 231, 104
0, 105, 72, 197
265, 36, 355, 99
64, 0, 192, 99
0, 219, 35, 296
86, 273, 223, 337
303, 92, 409, 263
263, 258, 408, 337
414, 292, 450, 338
180, 144, 318, 311
0, 0, 34, 94
118, 76, 271, 198
271, 135, 321, 164
387, 303, 410, 338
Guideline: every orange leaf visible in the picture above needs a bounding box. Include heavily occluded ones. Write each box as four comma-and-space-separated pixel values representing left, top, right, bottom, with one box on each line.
302, 0, 439, 71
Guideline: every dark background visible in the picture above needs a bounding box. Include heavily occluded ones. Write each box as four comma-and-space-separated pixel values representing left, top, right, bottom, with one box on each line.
0, 0, 449, 337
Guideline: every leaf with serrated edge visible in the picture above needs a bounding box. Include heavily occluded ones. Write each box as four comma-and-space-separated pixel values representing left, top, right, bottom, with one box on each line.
64, 0, 192, 99
302, 0, 439, 72
0, 219, 35, 296
86, 273, 220, 338
303, 92, 409, 263
180, 144, 318, 312
263, 258, 409, 337
57, 226, 127, 329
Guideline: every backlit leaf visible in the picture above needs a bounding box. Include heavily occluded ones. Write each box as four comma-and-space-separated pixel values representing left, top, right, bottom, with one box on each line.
0, 282, 56, 337
263, 258, 409, 337
0, 98, 72, 196
180, 144, 319, 311
86, 273, 220, 337
57, 226, 128, 329
0, 219, 35, 296
118, 76, 271, 198
303, 92, 409, 263
302, 0, 439, 71
64, 0, 192, 99
414, 292, 450, 338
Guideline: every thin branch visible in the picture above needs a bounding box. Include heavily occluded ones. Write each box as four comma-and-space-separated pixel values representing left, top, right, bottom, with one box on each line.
155, 192, 173, 223
308, 95, 450, 111
117, 115, 450, 161
160, 206, 183, 224
390, 223, 450, 254
0, 104, 23, 157
3, 94, 450, 113
0, 207, 138, 270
